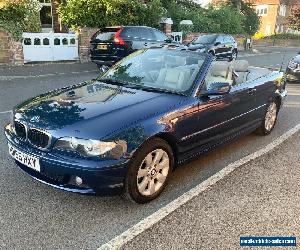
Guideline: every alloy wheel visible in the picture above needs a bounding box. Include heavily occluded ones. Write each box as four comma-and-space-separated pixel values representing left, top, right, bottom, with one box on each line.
264, 102, 277, 131
137, 149, 170, 196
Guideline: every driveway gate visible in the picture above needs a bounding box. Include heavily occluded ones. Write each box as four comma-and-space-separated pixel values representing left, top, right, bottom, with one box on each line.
22, 33, 79, 63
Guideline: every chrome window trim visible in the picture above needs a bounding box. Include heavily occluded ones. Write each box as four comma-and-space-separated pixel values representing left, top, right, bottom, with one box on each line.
181, 103, 267, 141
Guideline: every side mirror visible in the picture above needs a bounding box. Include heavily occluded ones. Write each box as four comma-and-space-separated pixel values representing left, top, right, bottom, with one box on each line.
214, 42, 221, 46
98, 65, 110, 76
201, 82, 231, 96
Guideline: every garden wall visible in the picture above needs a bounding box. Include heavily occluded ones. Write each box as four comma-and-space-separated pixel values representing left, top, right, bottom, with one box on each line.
253, 39, 300, 47
0, 28, 23, 65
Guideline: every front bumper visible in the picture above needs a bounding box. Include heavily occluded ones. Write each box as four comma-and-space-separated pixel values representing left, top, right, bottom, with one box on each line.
286, 68, 300, 82
4, 123, 128, 196
90, 55, 122, 66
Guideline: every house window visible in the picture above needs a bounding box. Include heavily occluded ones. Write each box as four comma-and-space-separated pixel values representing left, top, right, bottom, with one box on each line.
39, 0, 52, 29
256, 5, 268, 16
279, 4, 286, 16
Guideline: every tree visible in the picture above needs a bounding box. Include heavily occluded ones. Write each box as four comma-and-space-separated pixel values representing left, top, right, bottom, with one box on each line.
0, 0, 41, 40
289, 8, 300, 31
58, 0, 165, 30
240, 2, 260, 35
227, 0, 260, 35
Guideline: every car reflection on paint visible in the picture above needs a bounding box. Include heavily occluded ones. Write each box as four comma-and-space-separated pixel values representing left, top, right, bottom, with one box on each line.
4, 47, 287, 203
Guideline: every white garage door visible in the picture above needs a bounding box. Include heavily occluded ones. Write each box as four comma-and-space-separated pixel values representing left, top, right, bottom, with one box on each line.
22, 33, 79, 63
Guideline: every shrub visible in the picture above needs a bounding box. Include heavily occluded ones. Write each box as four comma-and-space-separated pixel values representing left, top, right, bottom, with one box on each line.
253, 32, 265, 40
0, 0, 41, 40
58, 0, 258, 36
264, 33, 300, 40
59, 0, 165, 31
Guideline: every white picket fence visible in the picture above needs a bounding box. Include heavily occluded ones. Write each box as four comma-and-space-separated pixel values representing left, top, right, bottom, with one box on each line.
22, 33, 79, 63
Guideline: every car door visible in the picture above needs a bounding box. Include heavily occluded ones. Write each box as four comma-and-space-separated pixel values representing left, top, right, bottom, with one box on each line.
214, 36, 225, 56
226, 82, 262, 133
152, 29, 171, 45
139, 28, 161, 48
240, 74, 275, 120
123, 27, 155, 51
177, 64, 256, 158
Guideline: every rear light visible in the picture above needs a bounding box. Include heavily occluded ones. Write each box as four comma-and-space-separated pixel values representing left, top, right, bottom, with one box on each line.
114, 29, 125, 45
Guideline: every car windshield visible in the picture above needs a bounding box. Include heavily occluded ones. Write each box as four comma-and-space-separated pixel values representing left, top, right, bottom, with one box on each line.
99, 49, 206, 95
192, 35, 218, 44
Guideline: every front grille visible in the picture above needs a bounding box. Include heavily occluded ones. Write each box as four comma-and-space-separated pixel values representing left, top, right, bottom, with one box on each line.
14, 121, 26, 140
28, 128, 50, 149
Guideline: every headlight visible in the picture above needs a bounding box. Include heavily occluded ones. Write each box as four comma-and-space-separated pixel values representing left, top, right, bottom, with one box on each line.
54, 137, 127, 159
288, 60, 298, 69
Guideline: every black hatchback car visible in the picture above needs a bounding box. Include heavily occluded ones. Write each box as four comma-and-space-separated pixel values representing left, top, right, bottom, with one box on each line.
90, 26, 173, 67
188, 34, 238, 61
286, 52, 300, 82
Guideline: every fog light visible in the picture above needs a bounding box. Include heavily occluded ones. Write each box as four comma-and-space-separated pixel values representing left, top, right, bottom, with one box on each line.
75, 176, 83, 186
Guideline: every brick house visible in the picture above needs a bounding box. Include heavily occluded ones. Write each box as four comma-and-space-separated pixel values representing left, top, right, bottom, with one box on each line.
197, 0, 300, 35
247, 0, 300, 35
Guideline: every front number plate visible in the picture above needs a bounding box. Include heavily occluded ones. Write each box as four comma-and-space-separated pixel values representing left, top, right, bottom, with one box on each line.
8, 143, 40, 172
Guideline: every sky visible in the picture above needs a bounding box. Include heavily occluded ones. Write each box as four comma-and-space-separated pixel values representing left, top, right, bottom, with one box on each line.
193, 0, 212, 7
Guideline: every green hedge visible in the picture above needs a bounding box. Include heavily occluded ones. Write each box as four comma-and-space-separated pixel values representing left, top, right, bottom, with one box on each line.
264, 33, 300, 40
58, 0, 259, 35
0, 0, 41, 41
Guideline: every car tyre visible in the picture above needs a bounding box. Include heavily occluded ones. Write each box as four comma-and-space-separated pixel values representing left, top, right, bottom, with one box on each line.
122, 138, 174, 203
256, 101, 278, 136
229, 49, 237, 62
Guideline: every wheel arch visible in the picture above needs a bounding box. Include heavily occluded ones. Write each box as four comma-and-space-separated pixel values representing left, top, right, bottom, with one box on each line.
274, 95, 282, 109
147, 132, 179, 167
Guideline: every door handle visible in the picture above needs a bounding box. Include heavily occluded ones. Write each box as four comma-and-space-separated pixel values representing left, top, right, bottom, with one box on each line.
144, 42, 148, 46
247, 88, 257, 95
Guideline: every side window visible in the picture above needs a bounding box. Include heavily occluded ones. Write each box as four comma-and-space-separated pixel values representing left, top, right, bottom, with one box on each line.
215, 36, 224, 44
229, 36, 235, 43
121, 27, 155, 40
140, 28, 156, 41
225, 36, 234, 44
121, 28, 139, 39
153, 30, 168, 41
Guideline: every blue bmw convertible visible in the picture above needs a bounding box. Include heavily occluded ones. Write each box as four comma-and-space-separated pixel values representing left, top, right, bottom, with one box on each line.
4, 47, 287, 203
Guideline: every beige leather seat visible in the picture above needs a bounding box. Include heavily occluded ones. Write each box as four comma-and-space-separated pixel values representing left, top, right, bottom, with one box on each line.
206, 61, 233, 90
232, 60, 249, 85
156, 67, 191, 90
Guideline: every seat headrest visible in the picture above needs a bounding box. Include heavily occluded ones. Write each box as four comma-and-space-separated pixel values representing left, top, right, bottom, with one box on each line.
165, 55, 186, 66
233, 60, 249, 72
210, 61, 231, 78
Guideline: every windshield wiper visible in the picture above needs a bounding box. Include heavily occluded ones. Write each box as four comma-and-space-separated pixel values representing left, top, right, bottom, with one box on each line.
130, 85, 186, 96
99, 77, 126, 86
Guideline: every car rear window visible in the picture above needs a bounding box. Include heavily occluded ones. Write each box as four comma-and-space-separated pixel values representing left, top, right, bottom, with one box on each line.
95, 28, 120, 41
